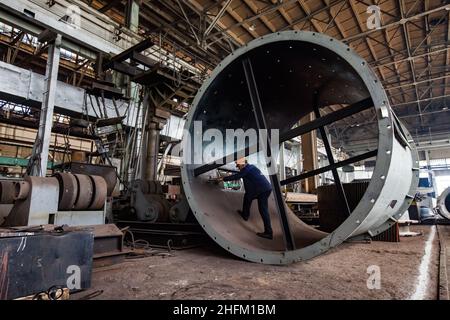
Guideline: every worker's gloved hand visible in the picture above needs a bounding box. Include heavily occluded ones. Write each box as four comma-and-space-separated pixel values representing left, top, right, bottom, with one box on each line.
208, 177, 223, 184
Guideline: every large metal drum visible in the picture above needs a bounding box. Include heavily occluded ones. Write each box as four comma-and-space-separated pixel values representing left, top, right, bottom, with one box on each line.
437, 187, 450, 220
181, 31, 419, 265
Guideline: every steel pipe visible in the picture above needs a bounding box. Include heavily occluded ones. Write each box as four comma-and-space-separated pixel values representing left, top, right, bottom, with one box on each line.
181, 31, 419, 264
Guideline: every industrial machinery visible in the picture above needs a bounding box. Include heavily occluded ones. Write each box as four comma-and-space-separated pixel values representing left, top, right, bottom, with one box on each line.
437, 187, 450, 220
181, 31, 419, 265
114, 180, 171, 222
0, 170, 127, 268
1, 172, 108, 227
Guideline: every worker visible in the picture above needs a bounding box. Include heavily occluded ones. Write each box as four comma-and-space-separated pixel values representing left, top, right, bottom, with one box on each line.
218, 158, 274, 240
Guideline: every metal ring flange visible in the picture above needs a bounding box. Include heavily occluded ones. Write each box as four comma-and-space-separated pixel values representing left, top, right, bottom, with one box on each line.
181, 31, 417, 265
13, 181, 30, 201
438, 187, 450, 220
54, 173, 78, 210
73, 174, 94, 210
88, 175, 107, 210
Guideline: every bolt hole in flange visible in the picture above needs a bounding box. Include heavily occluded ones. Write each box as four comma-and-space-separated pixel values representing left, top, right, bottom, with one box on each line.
181, 32, 418, 264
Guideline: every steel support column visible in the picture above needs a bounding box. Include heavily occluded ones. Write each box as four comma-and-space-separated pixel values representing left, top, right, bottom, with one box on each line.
145, 122, 161, 181
29, 34, 61, 177
279, 142, 286, 192
139, 91, 170, 181
126, 0, 140, 33
300, 113, 318, 193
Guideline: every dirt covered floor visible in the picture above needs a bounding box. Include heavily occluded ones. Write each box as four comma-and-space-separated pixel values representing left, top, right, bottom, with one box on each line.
73, 225, 441, 300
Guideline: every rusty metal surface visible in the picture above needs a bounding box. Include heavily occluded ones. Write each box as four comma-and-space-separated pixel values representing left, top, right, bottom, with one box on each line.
126, 180, 170, 222
0, 181, 16, 204
372, 223, 400, 242
73, 174, 94, 210
54, 173, 78, 211
13, 181, 30, 201
318, 182, 370, 233
91, 224, 128, 268
64, 162, 118, 196
88, 175, 107, 210
3, 177, 59, 227
0, 228, 94, 299
169, 198, 191, 223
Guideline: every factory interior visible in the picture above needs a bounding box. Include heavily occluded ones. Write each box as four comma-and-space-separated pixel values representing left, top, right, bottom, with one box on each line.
1, 0, 450, 303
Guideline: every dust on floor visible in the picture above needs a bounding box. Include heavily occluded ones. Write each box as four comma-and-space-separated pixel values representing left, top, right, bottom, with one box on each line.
73, 225, 440, 300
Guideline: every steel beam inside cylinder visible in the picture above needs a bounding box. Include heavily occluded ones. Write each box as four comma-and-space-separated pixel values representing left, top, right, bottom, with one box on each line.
193, 97, 373, 177
312, 102, 351, 216
280, 150, 379, 186
182, 31, 419, 265
242, 57, 295, 251
279, 142, 286, 189
29, 34, 61, 177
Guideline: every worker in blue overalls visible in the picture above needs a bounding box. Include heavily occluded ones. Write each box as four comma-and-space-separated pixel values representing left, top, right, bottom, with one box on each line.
219, 158, 274, 240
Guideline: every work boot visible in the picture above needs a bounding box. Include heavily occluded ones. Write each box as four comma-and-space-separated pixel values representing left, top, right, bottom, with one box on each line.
237, 210, 249, 221
256, 232, 273, 240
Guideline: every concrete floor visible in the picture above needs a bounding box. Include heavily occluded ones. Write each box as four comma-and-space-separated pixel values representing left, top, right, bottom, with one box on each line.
73, 225, 442, 300
437, 225, 450, 300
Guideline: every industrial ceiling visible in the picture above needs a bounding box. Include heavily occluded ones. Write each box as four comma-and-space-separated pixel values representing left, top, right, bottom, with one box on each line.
79, 0, 450, 145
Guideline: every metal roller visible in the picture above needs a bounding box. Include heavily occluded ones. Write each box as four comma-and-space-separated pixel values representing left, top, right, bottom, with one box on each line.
437, 187, 450, 220
148, 195, 170, 222
88, 175, 107, 210
73, 174, 94, 210
169, 198, 191, 223
13, 181, 30, 201
128, 180, 170, 222
181, 31, 419, 265
54, 172, 78, 210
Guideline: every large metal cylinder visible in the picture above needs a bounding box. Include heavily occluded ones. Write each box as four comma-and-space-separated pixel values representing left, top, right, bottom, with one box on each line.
181, 31, 419, 264
437, 187, 450, 220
